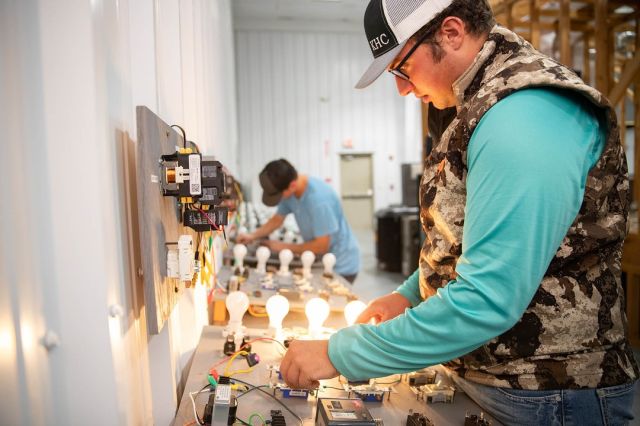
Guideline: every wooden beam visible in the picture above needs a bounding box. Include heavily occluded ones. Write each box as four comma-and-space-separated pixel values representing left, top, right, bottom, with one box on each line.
529, 0, 541, 48
583, 32, 591, 84
594, 0, 610, 93
609, 50, 640, 105
506, 1, 514, 29
635, 17, 640, 231
559, 0, 572, 66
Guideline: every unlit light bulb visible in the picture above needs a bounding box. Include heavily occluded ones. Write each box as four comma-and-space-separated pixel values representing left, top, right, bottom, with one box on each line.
322, 253, 336, 275
301, 250, 315, 278
344, 300, 367, 326
279, 249, 293, 275
266, 294, 290, 339
225, 291, 249, 336
305, 297, 330, 338
233, 244, 248, 272
256, 246, 270, 274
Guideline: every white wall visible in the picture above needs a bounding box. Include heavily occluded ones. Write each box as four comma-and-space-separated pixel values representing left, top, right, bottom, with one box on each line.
1, 0, 237, 424
234, 27, 422, 210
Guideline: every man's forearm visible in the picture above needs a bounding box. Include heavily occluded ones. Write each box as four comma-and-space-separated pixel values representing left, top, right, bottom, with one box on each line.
285, 236, 330, 256
252, 215, 284, 239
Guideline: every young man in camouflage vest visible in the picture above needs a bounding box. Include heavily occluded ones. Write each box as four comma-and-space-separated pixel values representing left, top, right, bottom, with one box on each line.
280, 1, 639, 423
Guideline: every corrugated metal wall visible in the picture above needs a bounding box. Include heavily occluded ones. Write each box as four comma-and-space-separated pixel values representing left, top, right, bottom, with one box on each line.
234, 29, 421, 211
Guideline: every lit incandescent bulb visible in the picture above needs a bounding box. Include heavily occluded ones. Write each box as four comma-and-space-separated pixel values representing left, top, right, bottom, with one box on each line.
256, 246, 270, 274
305, 297, 330, 338
322, 253, 336, 275
233, 244, 248, 273
225, 291, 249, 337
301, 250, 315, 278
278, 249, 293, 276
266, 294, 290, 340
344, 300, 367, 326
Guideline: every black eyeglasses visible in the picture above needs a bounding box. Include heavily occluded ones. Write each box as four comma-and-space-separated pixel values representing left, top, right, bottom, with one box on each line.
388, 31, 432, 81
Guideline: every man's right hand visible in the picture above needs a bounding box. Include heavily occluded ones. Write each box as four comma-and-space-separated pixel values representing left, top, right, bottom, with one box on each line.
235, 233, 254, 244
355, 292, 412, 324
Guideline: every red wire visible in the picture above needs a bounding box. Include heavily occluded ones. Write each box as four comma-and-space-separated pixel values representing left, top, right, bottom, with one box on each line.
197, 207, 219, 231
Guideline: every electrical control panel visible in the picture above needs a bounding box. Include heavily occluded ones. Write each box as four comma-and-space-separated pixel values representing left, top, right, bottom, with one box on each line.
135, 106, 230, 334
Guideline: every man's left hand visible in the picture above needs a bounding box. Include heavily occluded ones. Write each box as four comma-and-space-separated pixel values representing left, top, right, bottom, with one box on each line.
279, 340, 339, 389
261, 240, 289, 252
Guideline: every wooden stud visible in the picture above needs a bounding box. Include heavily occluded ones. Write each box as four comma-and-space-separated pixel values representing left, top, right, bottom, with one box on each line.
529, 0, 541, 48
594, 0, 610, 94
609, 51, 640, 107
559, 0, 572, 66
506, 1, 514, 30
583, 32, 592, 84
635, 15, 640, 232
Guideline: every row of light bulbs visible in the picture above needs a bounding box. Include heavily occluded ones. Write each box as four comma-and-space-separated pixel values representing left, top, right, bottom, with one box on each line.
233, 243, 337, 277
225, 291, 367, 340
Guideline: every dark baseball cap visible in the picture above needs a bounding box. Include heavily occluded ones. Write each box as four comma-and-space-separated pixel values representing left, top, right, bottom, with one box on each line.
259, 159, 298, 207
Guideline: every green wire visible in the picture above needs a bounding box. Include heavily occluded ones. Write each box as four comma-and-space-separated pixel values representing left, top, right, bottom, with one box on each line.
247, 413, 266, 425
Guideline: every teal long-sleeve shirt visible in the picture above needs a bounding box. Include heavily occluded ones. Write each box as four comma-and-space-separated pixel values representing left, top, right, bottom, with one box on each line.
329, 88, 606, 380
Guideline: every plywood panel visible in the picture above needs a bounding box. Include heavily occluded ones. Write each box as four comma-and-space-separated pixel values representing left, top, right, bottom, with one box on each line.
136, 106, 198, 334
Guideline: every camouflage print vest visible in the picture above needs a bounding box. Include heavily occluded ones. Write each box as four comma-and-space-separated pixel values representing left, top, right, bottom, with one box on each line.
419, 26, 639, 390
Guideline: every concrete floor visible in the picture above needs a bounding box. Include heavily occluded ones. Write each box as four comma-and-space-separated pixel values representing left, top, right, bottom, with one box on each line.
348, 228, 640, 421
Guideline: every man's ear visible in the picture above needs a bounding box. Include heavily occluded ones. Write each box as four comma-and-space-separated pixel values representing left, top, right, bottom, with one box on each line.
439, 16, 465, 50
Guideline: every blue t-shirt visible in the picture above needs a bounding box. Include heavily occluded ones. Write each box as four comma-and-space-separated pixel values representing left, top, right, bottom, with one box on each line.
276, 177, 360, 275
328, 88, 606, 379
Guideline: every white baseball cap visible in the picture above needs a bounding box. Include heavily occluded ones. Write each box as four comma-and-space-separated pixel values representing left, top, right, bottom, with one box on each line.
355, 0, 454, 89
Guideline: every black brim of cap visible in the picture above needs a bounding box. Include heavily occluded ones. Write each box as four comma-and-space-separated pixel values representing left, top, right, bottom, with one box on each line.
262, 191, 283, 207
355, 42, 406, 89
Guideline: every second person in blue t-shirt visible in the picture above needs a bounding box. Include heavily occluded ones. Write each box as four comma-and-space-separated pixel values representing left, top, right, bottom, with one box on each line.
236, 158, 361, 283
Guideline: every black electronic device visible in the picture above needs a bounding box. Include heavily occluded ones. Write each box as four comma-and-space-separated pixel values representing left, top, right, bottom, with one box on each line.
160, 152, 225, 205
223, 335, 236, 356
245, 353, 260, 367
406, 412, 434, 426
241, 336, 252, 353
315, 398, 377, 426
270, 409, 287, 426
202, 392, 237, 426
464, 412, 491, 426
183, 207, 228, 231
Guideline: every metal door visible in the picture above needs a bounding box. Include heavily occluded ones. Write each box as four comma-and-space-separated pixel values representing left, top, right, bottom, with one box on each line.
340, 154, 374, 230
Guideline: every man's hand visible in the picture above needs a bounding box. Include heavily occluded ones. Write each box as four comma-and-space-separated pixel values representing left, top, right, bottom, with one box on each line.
356, 293, 412, 324
236, 233, 254, 244
279, 340, 339, 389
261, 239, 289, 252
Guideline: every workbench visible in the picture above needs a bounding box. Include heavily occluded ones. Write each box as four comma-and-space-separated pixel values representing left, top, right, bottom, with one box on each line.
173, 326, 499, 426
211, 266, 357, 324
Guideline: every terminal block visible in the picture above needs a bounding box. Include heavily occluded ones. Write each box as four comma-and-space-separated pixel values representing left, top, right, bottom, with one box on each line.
416, 382, 455, 404
406, 411, 434, 426
465, 412, 491, 426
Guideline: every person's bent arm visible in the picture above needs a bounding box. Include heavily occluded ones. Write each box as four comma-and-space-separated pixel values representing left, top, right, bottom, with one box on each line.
327, 89, 603, 380
237, 214, 284, 244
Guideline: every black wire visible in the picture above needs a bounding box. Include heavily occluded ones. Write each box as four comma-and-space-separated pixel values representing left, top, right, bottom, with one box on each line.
170, 124, 187, 149
230, 378, 303, 425
236, 384, 270, 398
319, 386, 344, 391
236, 419, 251, 426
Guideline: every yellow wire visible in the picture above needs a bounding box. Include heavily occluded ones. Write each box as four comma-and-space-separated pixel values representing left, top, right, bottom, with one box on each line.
224, 350, 250, 376
248, 305, 268, 317
227, 367, 254, 377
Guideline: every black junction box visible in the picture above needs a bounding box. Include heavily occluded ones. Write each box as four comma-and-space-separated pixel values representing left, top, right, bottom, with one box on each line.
315, 398, 377, 426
